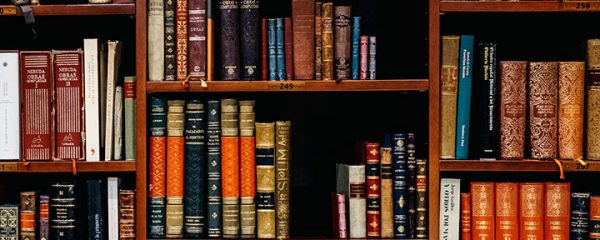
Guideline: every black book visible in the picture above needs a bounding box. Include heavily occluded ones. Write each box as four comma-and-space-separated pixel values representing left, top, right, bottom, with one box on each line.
406, 133, 417, 238
207, 100, 222, 237
571, 192, 590, 240
219, 0, 241, 80
475, 43, 499, 159
184, 100, 207, 238
50, 182, 77, 240
87, 180, 105, 240
240, 0, 260, 80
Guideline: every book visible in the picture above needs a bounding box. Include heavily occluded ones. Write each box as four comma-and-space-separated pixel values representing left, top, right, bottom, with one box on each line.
570, 192, 590, 240
184, 100, 206, 238
104, 40, 123, 161
148, 0, 164, 81
365, 142, 381, 238
39, 195, 49, 240
119, 190, 136, 240
53, 50, 83, 160
558, 62, 585, 160
0, 205, 18, 240
207, 0, 214, 81
176, 0, 188, 81
292, 0, 315, 80
108, 177, 121, 240
315, 1, 323, 80
99, 43, 107, 154
275, 18, 285, 80
334, 6, 351, 80
166, 100, 185, 238
240, 0, 260, 80
113, 86, 124, 160
545, 183, 570, 240
529, 62, 559, 159
149, 97, 167, 238
499, 61, 527, 160
87, 180, 104, 240
440, 35, 460, 159
284, 17, 294, 80
219, 0, 240, 80
461, 193, 471, 240
261, 18, 268, 80
207, 100, 222, 237
321, 2, 334, 80
50, 182, 76, 240
0, 51, 19, 160
368, 36, 376, 80
587, 39, 600, 160
20, 192, 35, 240
406, 133, 417, 238
471, 182, 494, 240
240, 100, 256, 238
519, 183, 544, 240
591, 196, 600, 239
415, 158, 428, 239
336, 164, 366, 239
189, 0, 207, 80
439, 178, 460, 240
495, 183, 518, 240
392, 133, 408, 238
351, 16, 360, 80
164, 0, 176, 81
476, 43, 498, 160
380, 139, 394, 238
331, 193, 347, 238
359, 36, 369, 80
268, 19, 277, 81
84, 39, 101, 161
455, 35, 474, 159
221, 98, 240, 238
256, 122, 275, 239
124, 76, 136, 161
276, 121, 291, 239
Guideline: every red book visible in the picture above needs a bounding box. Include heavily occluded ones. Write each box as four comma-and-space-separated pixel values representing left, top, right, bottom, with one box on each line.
359, 36, 369, 80
471, 182, 494, 240
519, 183, 544, 240
53, 51, 84, 160
331, 193, 347, 238
461, 193, 471, 240
188, 0, 207, 80
545, 182, 570, 240
261, 18, 268, 80
495, 183, 518, 240
365, 142, 380, 238
284, 17, 294, 80
20, 51, 53, 161
176, 0, 188, 81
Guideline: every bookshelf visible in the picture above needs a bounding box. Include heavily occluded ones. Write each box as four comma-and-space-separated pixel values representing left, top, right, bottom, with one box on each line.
0, 3, 135, 16
440, 1, 600, 12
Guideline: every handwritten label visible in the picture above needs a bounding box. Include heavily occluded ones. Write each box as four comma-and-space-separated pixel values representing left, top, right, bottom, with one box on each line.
0, 6, 17, 15
562, 1, 600, 11
267, 81, 306, 91
0, 162, 18, 172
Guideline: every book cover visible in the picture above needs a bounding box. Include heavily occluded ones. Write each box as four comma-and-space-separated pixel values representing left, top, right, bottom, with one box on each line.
590, 196, 600, 239
275, 18, 286, 80
545, 183, 570, 240
336, 164, 366, 239
207, 100, 222, 238
519, 183, 544, 240
108, 177, 121, 240
219, 0, 240, 80
315, 1, 323, 80
240, 100, 256, 238
0, 205, 18, 240
455, 35, 474, 160
558, 62, 585, 160
166, 100, 185, 238
321, 2, 334, 80
39, 195, 49, 240
50, 182, 76, 240
406, 133, 417, 238
359, 36, 368, 80
83, 39, 101, 161
476, 43, 498, 160
380, 138, 393, 238
268, 19, 277, 81
113, 86, 124, 160
104, 40, 123, 161
368, 36, 376, 80
221, 99, 240, 238
20, 192, 35, 240
176, 0, 188, 81
189, 0, 207, 80
570, 192, 590, 240
124, 76, 136, 161
276, 121, 291, 239
261, 18, 268, 80
586, 39, 600, 160
392, 134, 408, 238
292, 0, 315, 80
0, 51, 19, 160
87, 180, 104, 240
440, 35, 460, 159
351, 16, 360, 80
164, 0, 176, 81
331, 193, 347, 238
365, 142, 381, 238
240, 0, 260, 80
184, 100, 206, 238
284, 17, 294, 80
499, 61, 527, 160
149, 97, 167, 238
334, 6, 351, 80
207, 0, 214, 81
471, 182, 495, 240
439, 178, 460, 240
495, 183, 518, 240
148, 0, 164, 81
461, 193, 471, 240
119, 190, 136, 240
415, 158, 428, 239
529, 62, 559, 159
256, 122, 275, 239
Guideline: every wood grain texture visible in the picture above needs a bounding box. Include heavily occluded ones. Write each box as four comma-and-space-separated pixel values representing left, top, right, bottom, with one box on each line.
428, 0, 440, 239
135, 0, 148, 238
0, 4, 135, 16
440, 160, 600, 172
440, 1, 600, 12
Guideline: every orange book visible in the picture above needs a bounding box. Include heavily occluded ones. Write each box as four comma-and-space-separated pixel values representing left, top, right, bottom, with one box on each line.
149, 137, 166, 198
166, 137, 185, 197
222, 136, 240, 198
461, 193, 471, 240
519, 183, 544, 240
495, 183, 518, 240
591, 196, 600, 239
545, 183, 570, 240
471, 182, 494, 240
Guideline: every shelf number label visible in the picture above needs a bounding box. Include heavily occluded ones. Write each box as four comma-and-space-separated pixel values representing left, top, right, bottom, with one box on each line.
0, 6, 17, 15
268, 81, 306, 91
576, 163, 590, 170
0, 162, 17, 172
563, 1, 600, 10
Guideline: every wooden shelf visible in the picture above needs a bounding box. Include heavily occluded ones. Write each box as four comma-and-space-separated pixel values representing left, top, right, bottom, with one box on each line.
0, 4, 135, 16
146, 79, 429, 93
440, 1, 600, 12
440, 159, 600, 172
0, 161, 136, 173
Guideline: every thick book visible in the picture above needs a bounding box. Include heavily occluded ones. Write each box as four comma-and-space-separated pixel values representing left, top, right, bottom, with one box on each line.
351, 16, 360, 80
20, 51, 53, 161
261, 18, 268, 80
267, 19, 277, 80
499, 61, 527, 160
439, 178, 460, 240
84, 39, 101, 161
334, 6, 351, 80
276, 121, 291, 239
207, 100, 222, 238
455, 35, 474, 159
392, 134, 408, 238
39, 195, 49, 240
380, 140, 394, 238
240, 100, 256, 238
189, 0, 207, 80
104, 40, 123, 161
166, 100, 185, 238
164, 0, 176, 81
587, 39, 600, 160
461, 193, 471, 240
365, 142, 381, 238
113, 86, 124, 160
124, 76, 136, 161
87, 180, 104, 240
359, 36, 368, 80
321, 2, 334, 80
292, 0, 315, 80
529, 62, 559, 159
219, 0, 240, 80
591, 196, 600, 239
284, 17, 294, 80
148, 0, 164, 81
406, 133, 417, 238
149, 97, 167, 238
108, 177, 121, 240
184, 100, 206, 238
0, 205, 18, 240
368, 36, 376, 80
331, 193, 347, 238
519, 183, 544, 240
0, 51, 19, 160
119, 190, 136, 240
221, 99, 240, 238
53, 51, 83, 160
240, 0, 260, 80
495, 183, 518, 240
558, 62, 585, 160
545, 183, 570, 240
256, 122, 275, 239
176, 0, 188, 81
471, 182, 495, 240
440, 35, 460, 159
476, 43, 498, 159
50, 182, 76, 240
315, 1, 323, 80
570, 192, 590, 240
275, 18, 286, 80
336, 164, 366, 239
20, 192, 35, 240
415, 158, 428, 239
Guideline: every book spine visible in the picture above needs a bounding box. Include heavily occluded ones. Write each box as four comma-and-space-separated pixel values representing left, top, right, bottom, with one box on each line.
164, 0, 176, 81
284, 17, 294, 80
240, 0, 260, 80
275, 18, 286, 80
240, 100, 256, 238
439, 178, 460, 240
586, 39, 600, 160
368, 36, 376, 80
461, 193, 471, 240
321, 2, 334, 80
207, 100, 222, 238
471, 182, 495, 240
184, 100, 206, 238
529, 62, 559, 159
519, 183, 544, 240
291, 0, 315, 80
268, 19, 277, 81
415, 158, 428, 239
351, 16, 360, 80
114, 86, 124, 160
334, 6, 351, 80
545, 183, 570, 240
20, 52, 53, 161
570, 192, 590, 240
440, 36, 460, 159
83, 39, 100, 161
495, 183, 518, 240
207, 0, 214, 81
261, 18, 268, 80
39, 195, 49, 240
50, 182, 76, 240
315, 1, 322, 80
176, 0, 188, 81
591, 196, 600, 239
406, 133, 417, 238
189, 0, 207, 80
219, 0, 240, 80
499, 61, 527, 159
104, 41, 122, 161
148, 0, 165, 81
108, 177, 121, 240
392, 133, 408, 238
478, 43, 499, 159
380, 145, 394, 238
0, 52, 19, 160
558, 62, 585, 160
166, 100, 185, 238
0, 205, 19, 240
119, 190, 136, 240
87, 181, 104, 240
366, 142, 381, 238
221, 99, 240, 238
256, 122, 275, 239
347, 165, 366, 239
359, 36, 369, 80
149, 97, 167, 238
331, 193, 347, 238
53, 51, 83, 160
276, 121, 291, 239
455, 35, 474, 160
124, 76, 136, 161
20, 192, 36, 240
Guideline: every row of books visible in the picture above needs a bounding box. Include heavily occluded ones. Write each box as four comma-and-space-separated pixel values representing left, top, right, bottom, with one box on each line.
0, 40, 136, 162
148, 97, 292, 238
333, 135, 428, 239
0, 178, 135, 240
440, 35, 600, 160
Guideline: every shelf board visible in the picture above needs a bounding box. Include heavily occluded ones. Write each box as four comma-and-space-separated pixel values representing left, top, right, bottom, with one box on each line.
440, 159, 600, 172
440, 1, 600, 12
0, 161, 136, 173
146, 79, 429, 93
0, 4, 135, 16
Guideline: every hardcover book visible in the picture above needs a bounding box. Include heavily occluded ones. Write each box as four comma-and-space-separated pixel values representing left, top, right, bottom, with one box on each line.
351, 16, 360, 80
148, 0, 164, 81
113, 86, 124, 160
87, 180, 104, 240
519, 183, 544, 240
207, 100, 222, 237
499, 61, 527, 159
380, 139, 393, 238
495, 183, 518, 240
365, 142, 381, 238
83, 39, 101, 161
108, 177, 121, 240
292, 0, 315, 80
219, 0, 241, 80
124, 76, 136, 161
39, 195, 49, 240
415, 158, 428, 239
240, 0, 260, 80
471, 182, 495, 240
189, 0, 208, 80
586, 39, 600, 160
261, 18, 268, 80
149, 97, 167, 238
284, 17, 294, 80
529, 62, 559, 159
20, 192, 35, 240
558, 62, 585, 160
461, 193, 471, 240
570, 192, 590, 240
104, 40, 123, 161
392, 134, 408, 238
184, 100, 206, 238
455, 35, 474, 159
315, 1, 323, 80
439, 178, 460, 240
119, 190, 136, 240
256, 122, 275, 239
267, 19, 277, 80
50, 182, 76, 240
166, 100, 185, 238
334, 6, 351, 80
591, 196, 600, 239
440, 36, 460, 159
207, 0, 215, 81
336, 164, 366, 239
0, 51, 19, 160
221, 99, 240, 238
0, 205, 18, 240
276, 121, 291, 239
545, 183, 570, 240
240, 100, 256, 238
359, 36, 369, 80
476, 43, 498, 159
321, 2, 334, 80
275, 18, 285, 80
406, 133, 417, 238
164, 0, 176, 81
331, 193, 347, 238
176, 0, 188, 81
368, 36, 376, 80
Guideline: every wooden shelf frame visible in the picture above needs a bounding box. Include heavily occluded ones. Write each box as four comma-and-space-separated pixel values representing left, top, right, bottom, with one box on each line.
0, 3, 135, 16
440, 160, 600, 172
440, 1, 600, 12
0, 161, 137, 173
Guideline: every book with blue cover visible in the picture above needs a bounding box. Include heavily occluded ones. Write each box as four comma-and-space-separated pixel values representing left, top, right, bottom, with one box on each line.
268, 19, 277, 81
351, 16, 360, 80
455, 35, 474, 159
392, 133, 408, 238
276, 18, 286, 80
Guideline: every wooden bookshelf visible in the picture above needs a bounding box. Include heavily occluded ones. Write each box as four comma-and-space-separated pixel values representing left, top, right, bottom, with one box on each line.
440, 1, 600, 12
440, 160, 600, 172
0, 161, 136, 173
0, 4, 135, 16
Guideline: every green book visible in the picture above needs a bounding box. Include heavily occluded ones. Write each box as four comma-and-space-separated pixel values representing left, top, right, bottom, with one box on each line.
124, 76, 136, 161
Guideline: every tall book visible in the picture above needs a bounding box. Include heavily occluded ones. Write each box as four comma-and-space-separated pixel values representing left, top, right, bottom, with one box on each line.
124, 76, 136, 161
261, 18, 268, 80
380, 138, 394, 238
415, 158, 428, 239
499, 61, 527, 159
164, 0, 176, 81
0, 205, 18, 240
336, 164, 366, 239
351, 16, 360, 80
392, 134, 408, 238
0, 51, 19, 160
471, 182, 495, 240
221, 99, 240, 238
545, 183, 570, 240
461, 193, 471, 240
495, 183, 518, 240
240, 100, 256, 238
39, 195, 49, 240
149, 97, 167, 238
406, 133, 417, 238
267, 19, 277, 80
20, 192, 35, 240
476, 43, 498, 159
334, 6, 351, 80
455, 35, 474, 159
207, 100, 222, 237
189, 0, 207, 80
84, 39, 101, 161
284, 17, 294, 80
331, 193, 347, 238
184, 100, 206, 238
87, 180, 104, 240
176, 0, 188, 81
591, 196, 600, 239
53, 51, 83, 160
558, 62, 585, 160
108, 177, 121, 240
365, 142, 381, 238
519, 183, 544, 240
359, 36, 368, 80
219, 0, 240, 80
276, 121, 291, 239
256, 122, 275, 239
321, 2, 334, 80
50, 182, 76, 240
439, 178, 460, 240
529, 62, 559, 159
119, 190, 136, 240
148, 0, 164, 81
570, 192, 590, 240
275, 18, 285, 80
315, 1, 323, 80
113, 86, 124, 160
104, 40, 123, 161
166, 100, 185, 238
20, 51, 52, 161
440, 35, 460, 159
368, 36, 376, 80
240, 0, 260, 80
207, 0, 214, 81
586, 39, 600, 160
292, 0, 315, 79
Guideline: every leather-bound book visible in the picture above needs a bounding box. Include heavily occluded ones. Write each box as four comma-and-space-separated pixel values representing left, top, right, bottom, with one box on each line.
148, 0, 164, 81
240, 0, 260, 80
359, 36, 368, 80
184, 100, 206, 238
284, 17, 294, 80
207, 100, 222, 238
164, 0, 176, 81
166, 100, 185, 238
440, 36, 460, 159
529, 62, 559, 159
558, 62, 584, 160
590, 196, 600, 239
336, 164, 366, 239
406, 133, 417, 238
119, 190, 136, 239
176, 0, 188, 81
331, 193, 347, 238
267, 19, 277, 80
50, 182, 76, 240
149, 97, 167, 238
20, 51, 53, 161
292, 0, 315, 80
519, 183, 544, 240
0, 51, 19, 161
586, 39, 600, 160
256, 122, 275, 239
315, 1, 323, 80
219, 0, 240, 80
334, 6, 351, 80
365, 142, 381, 238
321, 2, 334, 80
380, 137, 394, 238
39, 195, 49, 240
495, 183, 518, 240
545, 183, 570, 240
276, 121, 291, 239
20, 192, 36, 240
476, 43, 498, 159
471, 182, 495, 240
461, 193, 471, 240
189, 0, 208, 80
275, 18, 285, 80
53, 50, 83, 160
499, 61, 527, 160
368, 36, 376, 80
221, 99, 240, 238
415, 159, 428, 239
351, 16, 360, 80
0, 205, 18, 240
87, 180, 104, 240
570, 192, 590, 240
240, 100, 256, 238
207, 0, 214, 81
261, 18, 268, 80
392, 134, 408, 238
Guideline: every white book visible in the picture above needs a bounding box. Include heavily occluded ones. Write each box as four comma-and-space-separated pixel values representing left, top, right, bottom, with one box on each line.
336, 163, 366, 238
113, 86, 123, 160
0, 51, 19, 160
107, 177, 121, 240
439, 178, 461, 240
104, 40, 122, 161
84, 39, 101, 161
147, 0, 164, 81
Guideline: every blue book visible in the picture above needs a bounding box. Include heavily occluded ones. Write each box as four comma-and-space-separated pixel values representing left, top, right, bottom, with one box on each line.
455, 35, 474, 159
268, 19, 277, 81
206, 100, 222, 238
275, 18, 286, 80
149, 97, 167, 239
392, 133, 408, 238
351, 16, 361, 80
184, 100, 206, 238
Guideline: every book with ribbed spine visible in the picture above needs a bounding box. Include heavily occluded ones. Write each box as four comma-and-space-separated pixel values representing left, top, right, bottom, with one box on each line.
334, 6, 351, 80
276, 121, 291, 239
87, 180, 104, 240
380, 136, 393, 238
321, 2, 333, 80
477, 43, 498, 160
586, 39, 600, 160
189, 0, 207, 80
570, 192, 589, 240
221, 99, 240, 238
147, 0, 164, 81
124, 76, 136, 161
590, 196, 600, 238
0, 205, 18, 240
20, 192, 35, 240
315, 1, 323, 80
471, 182, 495, 240
415, 158, 428, 239
440, 36, 460, 159
439, 178, 460, 240
219, 0, 240, 80
207, 100, 222, 237
499, 61, 527, 160
392, 133, 408, 238
284, 17, 294, 80
406, 133, 417, 238
275, 18, 285, 80
166, 100, 185, 238
351, 16, 360, 80
545, 183, 570, 240
455, 35, 474, 159
558, 62, 584, 160
359, 36, 368, 80
461, 193, 471, 240
368, 36, 376, 80
0, 51, 19, 160
119, 190, 136, 239
519, 183, 544, 240
256, 122, 275, 239
267, 19, 277, 80
176, 0, 188, 81
50, 182, 76, 240
149, 97, 167, 238
184, 100, 206, 238
365, 142, 380, 238
164, 0, 176, 81
240, 0, 260, 80
39, 195, 49, 240
495, 183, 518, 240
292, 0, 315, 80
53, 51, 83, 160
240, 100, 256, 238
336, 164, 366, 238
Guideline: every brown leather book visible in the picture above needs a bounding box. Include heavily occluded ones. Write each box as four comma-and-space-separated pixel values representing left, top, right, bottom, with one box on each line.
176, 0, 188, 81
188, 0, 207, 80
499, 61, 528, 160
558, 62, 584, 160
321, 2, 334, 80
471, 182, 495, 240
495, 183, 518, 240
166, 100, 185, 238
20, 191, 36, 240
591, 196, 600, 238
275, 121, 291, 239
460, 193, 471, 240
380, 146, 393, 238
544, 183, 570, 240
256, 122, 275, 239
284, 17, 294, 80
119, 190, 136, 239
334, 6, 351, 80
292, 0, 315, 80
519, 183, 544, 240
528, 62, 559, 160
440, 36, 460, 159
315, 1, 323, 80
586, 39, 600, 160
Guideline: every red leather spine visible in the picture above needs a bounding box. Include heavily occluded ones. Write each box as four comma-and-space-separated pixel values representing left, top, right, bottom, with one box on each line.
365, 142, 380, 238
519, 183, 544, 240
471, 182, 495, 240
53, 51, 83, 160
495, 183, 518, 240
331, 192, 347, 238
359, 36, 369, 80
261, 18, 268, 80
545, 182, 570, 240
284, 17, 294, 80
188, 0, 207, 80
461, 193, 471, 240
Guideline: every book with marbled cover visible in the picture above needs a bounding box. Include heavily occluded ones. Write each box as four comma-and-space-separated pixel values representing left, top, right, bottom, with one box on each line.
256, 122, 275, 239
519, 183, 544, 240
529, 62, 559, 160
149, 97, 167, 238
499, 61, 527, 160
545, 183, 570, 240
365, 142, 380, 238
219, 0, 240, 80
221, 99, 240, 238
558, 62, 584, 160
240, 0, 260, 80
586, 39, 600, 160
276, 121, 291, 239
166, 100, 185, 238
207, 100, 222, 237
184, 100, 206, 238
570, 192, 590, 240
471, 182, 494, 240
461, 193, 471, 240
495, 183, 518, 240
392, 134, 408, 238
240, 100, 256, 238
